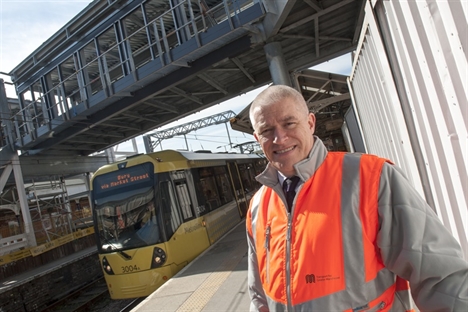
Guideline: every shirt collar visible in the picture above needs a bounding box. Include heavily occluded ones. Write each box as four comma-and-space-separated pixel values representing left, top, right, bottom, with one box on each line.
277, 171, 288, 186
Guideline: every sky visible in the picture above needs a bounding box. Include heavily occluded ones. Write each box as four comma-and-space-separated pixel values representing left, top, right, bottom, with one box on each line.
0, 0, 352, 155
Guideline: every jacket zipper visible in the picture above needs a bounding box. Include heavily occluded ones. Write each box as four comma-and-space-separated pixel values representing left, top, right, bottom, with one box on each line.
286, 183, 301, 312
265, 224, 271, 284
286, 213, 293, 311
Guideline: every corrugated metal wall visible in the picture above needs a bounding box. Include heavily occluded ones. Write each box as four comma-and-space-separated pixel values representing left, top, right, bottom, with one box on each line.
349, 0, 467, 258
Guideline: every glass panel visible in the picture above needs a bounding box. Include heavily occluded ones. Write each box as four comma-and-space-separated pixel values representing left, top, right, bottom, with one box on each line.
20, 89, 33, 102
81, 41, 97, 66
19, 89, 33, 135
80, 41, 103, 95
160, 181, 180, 239
45, 68, 64, 119
148, 0, 179, 50
175, 182, 194, 220
124, 7, 152, 69
32, 80, 46, 126
60, 55, 81, 107
98, 26, 123, 83
215, 173, 234, 205
237, 163, 257, 193
196, 166, 232, 212
95, 188, 161, 252
228, 162, 247, 217
92, 162, 161, 252
200, 175, 220, 212
134, 201, 160, 245
144, 0, 169, 22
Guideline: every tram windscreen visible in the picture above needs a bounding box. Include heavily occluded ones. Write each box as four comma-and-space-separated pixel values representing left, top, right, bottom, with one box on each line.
92, 163, 162, 253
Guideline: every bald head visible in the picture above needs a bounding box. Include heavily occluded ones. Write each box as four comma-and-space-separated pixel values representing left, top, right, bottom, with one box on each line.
250, 85, 309, 131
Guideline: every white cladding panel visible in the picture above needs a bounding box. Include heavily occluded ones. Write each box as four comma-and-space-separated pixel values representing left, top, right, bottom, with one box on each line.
349, 0, 467, 257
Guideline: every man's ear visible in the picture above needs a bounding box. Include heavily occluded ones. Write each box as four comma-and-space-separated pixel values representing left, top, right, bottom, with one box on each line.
308, 113, 316, 133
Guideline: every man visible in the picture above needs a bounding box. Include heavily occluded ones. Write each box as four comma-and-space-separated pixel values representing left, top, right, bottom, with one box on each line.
246, 85, 467, 311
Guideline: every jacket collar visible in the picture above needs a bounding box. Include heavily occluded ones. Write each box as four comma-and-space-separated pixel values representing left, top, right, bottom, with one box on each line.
255, 136, 328, 188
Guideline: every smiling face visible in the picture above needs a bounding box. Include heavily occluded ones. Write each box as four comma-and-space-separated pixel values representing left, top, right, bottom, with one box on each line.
250, 87, 316, 177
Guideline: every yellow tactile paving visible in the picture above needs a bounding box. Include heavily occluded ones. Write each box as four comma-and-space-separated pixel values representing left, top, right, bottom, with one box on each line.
176, 241, 246, 312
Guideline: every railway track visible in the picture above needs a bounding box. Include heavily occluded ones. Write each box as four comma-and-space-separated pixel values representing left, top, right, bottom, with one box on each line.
42, 277, 141, 312
119, 297, 146, 312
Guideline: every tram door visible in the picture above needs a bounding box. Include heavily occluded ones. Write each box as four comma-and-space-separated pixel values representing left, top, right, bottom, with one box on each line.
227, 162, 248, 218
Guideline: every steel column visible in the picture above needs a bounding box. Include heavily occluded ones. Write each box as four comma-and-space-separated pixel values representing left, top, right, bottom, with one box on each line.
12, 153, 37, 247
264, 41, 291, 86
0, 79, 15, 147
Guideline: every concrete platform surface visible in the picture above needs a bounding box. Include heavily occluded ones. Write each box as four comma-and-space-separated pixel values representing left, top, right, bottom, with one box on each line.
132, 220, 251, 312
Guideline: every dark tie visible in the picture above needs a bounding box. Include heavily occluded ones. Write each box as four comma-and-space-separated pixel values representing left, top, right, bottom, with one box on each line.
282, 176, 300, 212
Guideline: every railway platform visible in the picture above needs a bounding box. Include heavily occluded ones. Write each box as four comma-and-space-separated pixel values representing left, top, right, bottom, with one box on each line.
132, 220, 251, 312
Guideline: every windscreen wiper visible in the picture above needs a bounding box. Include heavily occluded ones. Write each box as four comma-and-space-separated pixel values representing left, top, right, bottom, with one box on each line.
101, 234, 132, 259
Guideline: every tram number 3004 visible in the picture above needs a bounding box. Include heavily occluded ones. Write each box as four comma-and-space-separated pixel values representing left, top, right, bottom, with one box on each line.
122, 265, 140, 273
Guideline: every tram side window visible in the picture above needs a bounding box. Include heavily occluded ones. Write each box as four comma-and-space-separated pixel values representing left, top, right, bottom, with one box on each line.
175, 181, 195, 221
237, 163, 257, 193
160, 181, 181, 239
194, 166, 234, 213
213, 166, 234, 205
199, 168, 220, 212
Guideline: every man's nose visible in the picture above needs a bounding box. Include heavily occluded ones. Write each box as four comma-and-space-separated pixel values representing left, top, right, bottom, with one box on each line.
273, 128, 288, 144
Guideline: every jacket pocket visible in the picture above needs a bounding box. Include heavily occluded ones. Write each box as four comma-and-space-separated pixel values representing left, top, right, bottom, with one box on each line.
352, 282, 396, 312
352, 301, 387, 312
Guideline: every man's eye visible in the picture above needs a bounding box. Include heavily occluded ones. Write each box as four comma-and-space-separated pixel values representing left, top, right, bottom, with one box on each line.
260, 129, 272, 135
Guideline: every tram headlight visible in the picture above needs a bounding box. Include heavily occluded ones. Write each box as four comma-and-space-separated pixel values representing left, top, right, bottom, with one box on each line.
102, 256, 114, 275
151, 247, 167, 268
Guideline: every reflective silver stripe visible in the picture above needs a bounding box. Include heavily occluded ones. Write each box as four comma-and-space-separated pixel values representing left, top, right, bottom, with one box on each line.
266, 295, 287, 311
293, 269, 395, 310
394, 288, 416, 310
249, 187, 264, 241
287, 184, 303, 311
341, 153, 366, 301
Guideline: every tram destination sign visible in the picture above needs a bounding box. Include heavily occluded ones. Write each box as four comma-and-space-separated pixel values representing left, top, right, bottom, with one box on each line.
94, 163, 152, 191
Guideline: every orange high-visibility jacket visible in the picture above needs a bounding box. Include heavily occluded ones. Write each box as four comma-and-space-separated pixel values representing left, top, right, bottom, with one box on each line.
246, 138, 468, 311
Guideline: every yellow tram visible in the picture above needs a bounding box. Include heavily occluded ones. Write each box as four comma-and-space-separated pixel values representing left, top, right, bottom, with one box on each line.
91, 150, 266, 299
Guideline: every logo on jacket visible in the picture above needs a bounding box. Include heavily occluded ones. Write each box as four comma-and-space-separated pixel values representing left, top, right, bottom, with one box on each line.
305, 274, 315, 283
305, 274, 341, 284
